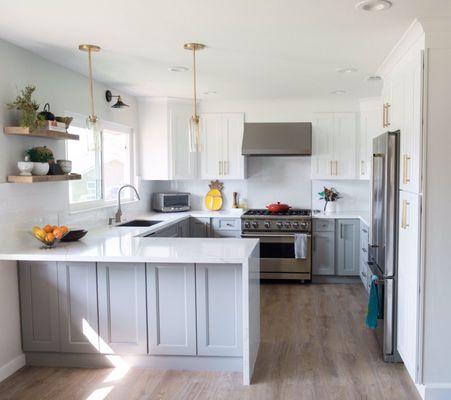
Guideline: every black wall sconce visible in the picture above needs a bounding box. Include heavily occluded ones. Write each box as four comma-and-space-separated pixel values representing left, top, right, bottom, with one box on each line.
105, 90, 129, 109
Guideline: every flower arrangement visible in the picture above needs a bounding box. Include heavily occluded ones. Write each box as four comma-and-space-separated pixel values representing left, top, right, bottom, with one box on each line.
318, 186, 341, 212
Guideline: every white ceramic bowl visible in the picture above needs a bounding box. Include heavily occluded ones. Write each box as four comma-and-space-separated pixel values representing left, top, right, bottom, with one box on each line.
32, 162, 49, 176
57, 160, 72, 174
17, 161, 33, 176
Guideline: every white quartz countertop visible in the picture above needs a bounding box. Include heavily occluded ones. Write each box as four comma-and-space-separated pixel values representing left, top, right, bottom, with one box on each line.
313, 211, 370, 226
0, 210, 259, 263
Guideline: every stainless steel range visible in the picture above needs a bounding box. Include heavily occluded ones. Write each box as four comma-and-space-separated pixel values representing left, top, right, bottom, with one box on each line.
241, 209, 312, 281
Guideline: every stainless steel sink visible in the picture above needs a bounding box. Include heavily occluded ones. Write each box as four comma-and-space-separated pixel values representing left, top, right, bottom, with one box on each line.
118, 219, 162, 227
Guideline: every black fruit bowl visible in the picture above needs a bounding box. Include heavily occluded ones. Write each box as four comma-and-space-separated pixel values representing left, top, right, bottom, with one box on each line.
60, 230, 88, 242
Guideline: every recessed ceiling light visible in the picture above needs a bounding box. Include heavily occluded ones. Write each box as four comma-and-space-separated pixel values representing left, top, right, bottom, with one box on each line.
365, 75, 382, 82
169, 66, 189, 72
331, 90, 346, 95
203, 91, 217, 95
337, 67, 358, 74
356, 0, 392, 12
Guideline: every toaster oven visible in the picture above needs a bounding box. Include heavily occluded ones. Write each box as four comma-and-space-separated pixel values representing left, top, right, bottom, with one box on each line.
152, 192, 191, 213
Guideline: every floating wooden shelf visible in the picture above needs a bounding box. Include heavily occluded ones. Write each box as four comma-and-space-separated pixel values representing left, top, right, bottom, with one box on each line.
4, 127, 79, 141
7, 173, 82, 184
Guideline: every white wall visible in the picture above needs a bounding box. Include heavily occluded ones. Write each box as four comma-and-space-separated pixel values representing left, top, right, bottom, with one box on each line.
0, 38, 152, 381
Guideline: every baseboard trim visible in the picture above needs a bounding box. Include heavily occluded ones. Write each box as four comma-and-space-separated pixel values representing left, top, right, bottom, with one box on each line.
0, 354, 26, 383
423, 384, 451, 400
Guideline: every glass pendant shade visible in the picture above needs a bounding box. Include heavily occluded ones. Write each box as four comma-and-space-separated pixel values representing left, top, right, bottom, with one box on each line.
189, 115, 201, 153
86, 121, 101, 152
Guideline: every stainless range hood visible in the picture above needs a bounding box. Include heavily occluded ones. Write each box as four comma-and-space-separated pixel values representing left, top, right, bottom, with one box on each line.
242, 122, 312, 156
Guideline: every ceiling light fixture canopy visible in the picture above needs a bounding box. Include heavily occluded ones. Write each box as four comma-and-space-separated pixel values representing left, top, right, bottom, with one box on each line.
79, 44, 101, 128
337, 67, 358, 74
105, 90, 130, 109
355, 0, 392, 12
331, 90, 346, 95
184, 42, 205, 153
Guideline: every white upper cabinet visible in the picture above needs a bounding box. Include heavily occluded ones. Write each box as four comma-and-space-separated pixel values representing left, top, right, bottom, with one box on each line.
381, 46, 423, 194
139, 98, 197, 180
312, 112, 358, 179
200, 113, 245, 180
359, 99, 382, 180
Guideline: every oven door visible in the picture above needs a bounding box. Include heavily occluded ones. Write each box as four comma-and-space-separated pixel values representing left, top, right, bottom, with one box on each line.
241, 233, 312, 278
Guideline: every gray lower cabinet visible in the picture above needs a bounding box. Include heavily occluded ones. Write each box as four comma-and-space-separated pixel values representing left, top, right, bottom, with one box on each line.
58, 262, 98, 353
147, 263, 197, 355
152, 224, 179, 237
312, 231, 335, 275
19, 261, 60, 352
336, 219, 360, 276
177, 219, 190, 237
189, 217, 211, 237
196, 264, 242, 356
97, 262, 147, 354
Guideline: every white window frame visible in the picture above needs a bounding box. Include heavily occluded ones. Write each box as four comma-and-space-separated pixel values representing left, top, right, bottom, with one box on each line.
66, 112, 137, 212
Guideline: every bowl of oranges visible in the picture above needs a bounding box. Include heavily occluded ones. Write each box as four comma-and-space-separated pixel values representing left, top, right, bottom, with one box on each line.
32, 224, 69, 248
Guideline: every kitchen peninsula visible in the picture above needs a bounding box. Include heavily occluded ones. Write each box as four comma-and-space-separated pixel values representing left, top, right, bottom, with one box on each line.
0, 212, 260, 385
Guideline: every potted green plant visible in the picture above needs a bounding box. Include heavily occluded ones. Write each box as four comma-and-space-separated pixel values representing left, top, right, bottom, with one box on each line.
318, 186, 341, 213
26, 146, 54, 176
6, 85, 40, 128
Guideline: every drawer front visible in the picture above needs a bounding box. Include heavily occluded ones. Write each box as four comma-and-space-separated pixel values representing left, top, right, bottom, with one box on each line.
211, 218, 240, 231
313, 219, 335, 232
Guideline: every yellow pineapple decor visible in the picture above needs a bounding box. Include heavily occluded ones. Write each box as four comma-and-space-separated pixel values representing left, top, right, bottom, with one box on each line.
204, 180, 224, 211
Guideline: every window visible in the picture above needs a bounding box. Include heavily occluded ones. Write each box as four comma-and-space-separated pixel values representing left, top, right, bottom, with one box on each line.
66, 114, 135, 210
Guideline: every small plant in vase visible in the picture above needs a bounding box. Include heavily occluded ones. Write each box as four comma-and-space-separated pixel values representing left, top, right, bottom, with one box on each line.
6, 85, 40, 128
318, 186, 341, 213
26, 146, 54, 176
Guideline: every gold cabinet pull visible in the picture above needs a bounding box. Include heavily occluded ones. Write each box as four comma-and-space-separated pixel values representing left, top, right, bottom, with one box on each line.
219, 161, 223, 176
330, 161, 333, 176
401, 200, 410, 229
224, 160, 229, 175
402, 154, 412, 184
335, 161, 338, 176
361, 160, 365, 175
386, 103, 391, 127
383, 103, 387, 127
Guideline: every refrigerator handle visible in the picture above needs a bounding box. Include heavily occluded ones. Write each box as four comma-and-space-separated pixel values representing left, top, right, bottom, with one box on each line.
370, 153, 384, 247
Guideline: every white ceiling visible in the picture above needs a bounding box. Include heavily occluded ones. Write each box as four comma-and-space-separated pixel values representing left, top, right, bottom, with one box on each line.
0, 0, 450, 101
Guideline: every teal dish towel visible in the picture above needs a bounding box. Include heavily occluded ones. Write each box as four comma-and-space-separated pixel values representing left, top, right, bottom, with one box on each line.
366, 275, 379, 329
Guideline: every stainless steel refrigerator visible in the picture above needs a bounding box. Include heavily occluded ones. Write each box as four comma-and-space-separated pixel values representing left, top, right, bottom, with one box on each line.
369, 131, 402, 362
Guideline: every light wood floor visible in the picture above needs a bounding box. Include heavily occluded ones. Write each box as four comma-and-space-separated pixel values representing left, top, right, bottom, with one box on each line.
0, 283, 420, 400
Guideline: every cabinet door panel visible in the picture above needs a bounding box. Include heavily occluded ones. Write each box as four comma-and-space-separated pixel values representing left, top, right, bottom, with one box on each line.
312, 113, 334, 179
98, 263, 147, 354
312, 231, 335, 275
333, 113, 357, 179
397, 191, 420, 381
336, 220, 360, 276
170, 106, 197, 179
196, 264, 242, 356
58, 262, 98, 353
19, 261, 59, 352
222, 113, 245, 179
189, 217, 211, 238
147, 263, 196, 355
200, 114, 222, 179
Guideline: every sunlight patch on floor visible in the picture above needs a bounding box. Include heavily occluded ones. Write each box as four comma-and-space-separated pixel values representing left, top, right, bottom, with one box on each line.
82, 319, 131, 399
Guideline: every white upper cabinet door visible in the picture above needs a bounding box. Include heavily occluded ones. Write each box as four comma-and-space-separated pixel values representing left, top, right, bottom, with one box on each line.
359, 100, 382, 180
388, 66, 405, 132
170, 105, 197, 180
200, 113, 245, 180
333, 113, 358, 179
139, 98, 196, 180
397, 191, 421, 382
400, 51, 423, 194
312, 113, 334, 179
222, 113, 245, 179
200, 113, 223, 179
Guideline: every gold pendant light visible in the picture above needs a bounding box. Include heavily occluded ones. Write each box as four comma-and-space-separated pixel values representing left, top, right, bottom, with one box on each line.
184, 43, 205, 153
79, 44, 101, 129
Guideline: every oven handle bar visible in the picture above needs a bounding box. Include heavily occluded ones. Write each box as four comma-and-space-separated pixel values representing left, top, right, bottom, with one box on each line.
241, 233, 312, 238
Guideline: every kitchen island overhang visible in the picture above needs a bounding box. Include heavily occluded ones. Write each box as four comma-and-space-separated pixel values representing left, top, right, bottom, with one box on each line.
0, 231, 260, 385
